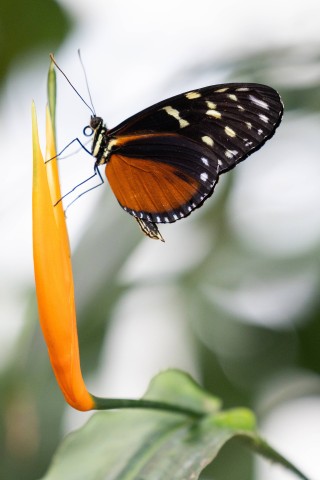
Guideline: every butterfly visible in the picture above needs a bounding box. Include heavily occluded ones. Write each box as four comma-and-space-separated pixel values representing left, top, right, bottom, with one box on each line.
87, 83, 283, 241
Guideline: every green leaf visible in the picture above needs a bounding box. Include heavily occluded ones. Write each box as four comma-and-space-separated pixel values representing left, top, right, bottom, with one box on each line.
144, 369, 221, 414
40, 370, 309, 480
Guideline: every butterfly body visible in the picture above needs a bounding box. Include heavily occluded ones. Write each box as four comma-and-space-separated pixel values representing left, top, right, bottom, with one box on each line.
89, 83, 283, 241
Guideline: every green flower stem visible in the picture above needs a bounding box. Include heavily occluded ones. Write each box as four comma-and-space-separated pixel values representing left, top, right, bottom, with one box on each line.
92, 396, 204, 418
47, 59, 57, 137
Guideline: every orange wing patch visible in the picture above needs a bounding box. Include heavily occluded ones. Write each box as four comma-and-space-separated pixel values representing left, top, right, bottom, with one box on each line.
106, 154, 199, 215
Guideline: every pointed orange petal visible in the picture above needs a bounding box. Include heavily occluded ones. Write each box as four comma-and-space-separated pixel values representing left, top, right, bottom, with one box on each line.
32, 103, 94, 411
45, 106, 71, 259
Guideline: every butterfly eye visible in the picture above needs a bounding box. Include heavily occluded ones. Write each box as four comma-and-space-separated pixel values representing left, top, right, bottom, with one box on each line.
83, 125, 93, 137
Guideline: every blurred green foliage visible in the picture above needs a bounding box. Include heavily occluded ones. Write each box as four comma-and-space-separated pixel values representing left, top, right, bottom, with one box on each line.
0, 0, 72, 86
39, 372, 306, 480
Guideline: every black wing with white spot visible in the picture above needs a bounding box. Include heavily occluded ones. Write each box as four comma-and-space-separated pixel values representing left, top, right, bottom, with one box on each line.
108, 82, 283, 176
96, 83, 283, 239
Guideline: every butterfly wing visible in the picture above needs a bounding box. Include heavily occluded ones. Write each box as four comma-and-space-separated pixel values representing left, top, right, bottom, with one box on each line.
106, 132, 218, 223
104, 83, 283, 231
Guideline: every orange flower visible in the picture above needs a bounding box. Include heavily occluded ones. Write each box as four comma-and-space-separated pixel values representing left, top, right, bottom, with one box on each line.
31, 59, 201, 417
32, 102, 94, 411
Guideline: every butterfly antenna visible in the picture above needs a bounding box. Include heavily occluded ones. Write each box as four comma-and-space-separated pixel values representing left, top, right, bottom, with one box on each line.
49, 53, 95, 116
77, 49, 96, 116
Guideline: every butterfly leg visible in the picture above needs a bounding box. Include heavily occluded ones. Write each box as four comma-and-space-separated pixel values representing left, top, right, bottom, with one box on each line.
46, 137, 92, 163
135, 218, 165, 242
56, 165, 104, 213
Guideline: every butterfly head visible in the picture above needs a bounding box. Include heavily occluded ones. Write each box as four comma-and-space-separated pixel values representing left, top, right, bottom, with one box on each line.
90, 115, 104, 131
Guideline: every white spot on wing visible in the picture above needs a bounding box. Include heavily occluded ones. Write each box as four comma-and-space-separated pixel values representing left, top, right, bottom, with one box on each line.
202, 135, 214, 147
249, 95, 269, 110
228, 94, 238, 101
225, 126, 236, 137
207, 109, 221, 119
225, 149, 238, 159
201, 157, 209, 166
215, 87, 229, 92
185, 91, 201, 99
206, 101, 217, 109
200, 172, 208, 182
259, 113, 269, 123
162, 106, 190, 128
